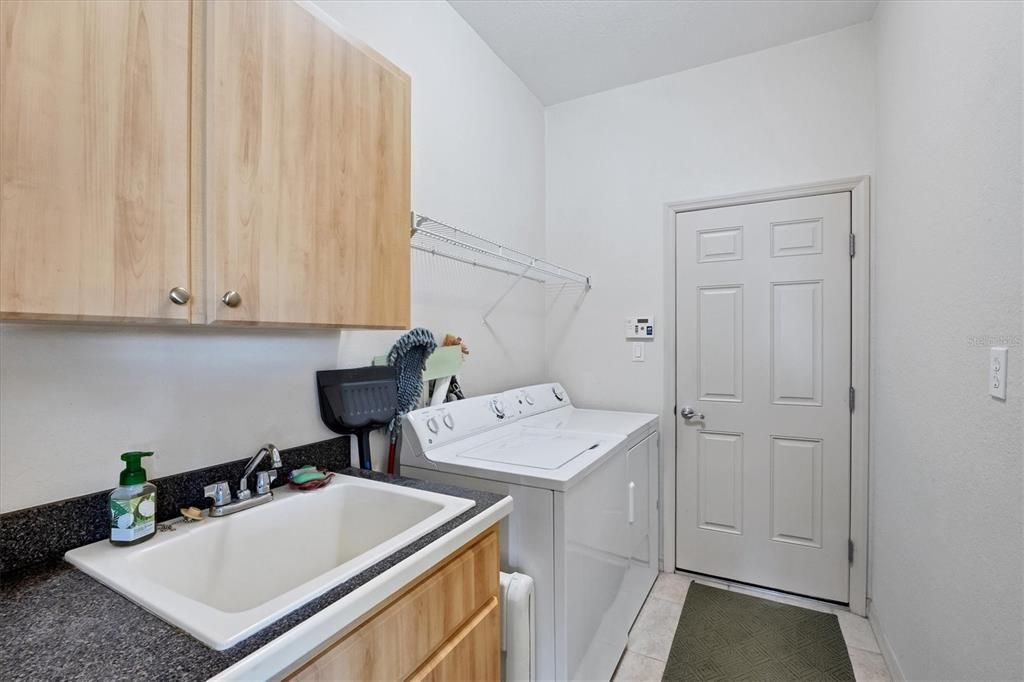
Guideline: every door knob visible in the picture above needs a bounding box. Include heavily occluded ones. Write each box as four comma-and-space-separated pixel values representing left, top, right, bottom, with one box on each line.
221, 290, 242, 307
680, 406, 704, 421
168, 287, 191, 305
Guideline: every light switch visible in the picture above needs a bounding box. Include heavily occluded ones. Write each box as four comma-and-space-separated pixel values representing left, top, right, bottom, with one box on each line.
990, 347, 1008, 400
632, 342, 645, 362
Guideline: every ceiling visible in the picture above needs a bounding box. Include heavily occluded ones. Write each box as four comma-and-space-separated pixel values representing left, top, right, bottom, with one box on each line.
449, 0, 878, 105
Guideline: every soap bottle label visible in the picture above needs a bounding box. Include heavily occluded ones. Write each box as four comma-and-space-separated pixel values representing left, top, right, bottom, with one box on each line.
110, 493, 156, 542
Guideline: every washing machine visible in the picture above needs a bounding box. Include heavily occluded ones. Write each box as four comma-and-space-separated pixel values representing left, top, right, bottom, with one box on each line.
400, 384, 658, 681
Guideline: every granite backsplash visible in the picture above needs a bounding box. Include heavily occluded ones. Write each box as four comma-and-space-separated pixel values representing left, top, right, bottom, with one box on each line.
0, 437, 350, 574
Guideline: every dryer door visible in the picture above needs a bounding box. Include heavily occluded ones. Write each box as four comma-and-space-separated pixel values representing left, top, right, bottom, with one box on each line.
625, 433, 659, 621
558, 448, 631, 682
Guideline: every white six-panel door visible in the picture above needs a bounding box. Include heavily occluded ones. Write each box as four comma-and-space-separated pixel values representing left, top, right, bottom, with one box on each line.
675, 192, 852, 602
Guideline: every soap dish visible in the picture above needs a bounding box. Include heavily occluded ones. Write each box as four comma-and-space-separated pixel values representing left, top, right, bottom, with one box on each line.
288, 465, 334, 491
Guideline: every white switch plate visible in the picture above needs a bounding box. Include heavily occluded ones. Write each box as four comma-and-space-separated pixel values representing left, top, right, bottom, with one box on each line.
990, 347, 1008, 399
632, 342, 645, 362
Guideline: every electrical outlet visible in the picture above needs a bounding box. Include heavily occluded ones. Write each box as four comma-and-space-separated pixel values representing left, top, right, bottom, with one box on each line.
990, 347, 1008, 400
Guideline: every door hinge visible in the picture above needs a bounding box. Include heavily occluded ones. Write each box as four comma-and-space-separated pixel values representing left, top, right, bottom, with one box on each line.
849, 386, 855, 412
849, 233, 856, 257
848, 539, 855, 563
673, 405, 677, 416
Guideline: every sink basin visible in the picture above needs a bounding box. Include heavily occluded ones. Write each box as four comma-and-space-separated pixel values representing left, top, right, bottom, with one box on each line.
65, 475, 475, 649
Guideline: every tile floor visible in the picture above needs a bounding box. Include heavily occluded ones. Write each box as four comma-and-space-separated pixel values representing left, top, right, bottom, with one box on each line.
613, 573, 892, 681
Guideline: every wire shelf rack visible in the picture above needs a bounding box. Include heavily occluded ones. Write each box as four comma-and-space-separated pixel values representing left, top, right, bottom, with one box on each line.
410, 213, 591, 290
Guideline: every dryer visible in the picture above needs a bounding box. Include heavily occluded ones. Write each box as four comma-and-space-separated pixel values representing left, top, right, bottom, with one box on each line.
400, 384, 658, 681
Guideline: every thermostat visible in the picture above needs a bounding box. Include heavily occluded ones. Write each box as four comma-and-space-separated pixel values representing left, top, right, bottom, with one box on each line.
625, 316, 655, 339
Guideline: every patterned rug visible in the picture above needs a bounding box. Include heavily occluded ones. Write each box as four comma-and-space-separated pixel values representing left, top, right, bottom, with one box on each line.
662, 583, 854, 681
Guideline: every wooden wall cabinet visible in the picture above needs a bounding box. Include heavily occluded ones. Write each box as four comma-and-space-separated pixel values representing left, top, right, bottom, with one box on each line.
288, 526, 501, 682
0, 0, 411, 329
198, 0, 410, 328
0, 0, 191, 323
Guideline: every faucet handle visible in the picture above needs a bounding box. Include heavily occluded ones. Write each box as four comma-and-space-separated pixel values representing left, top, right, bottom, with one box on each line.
265, 444, 282, 469
255, 470, 278, 495
204, 481, 231, 507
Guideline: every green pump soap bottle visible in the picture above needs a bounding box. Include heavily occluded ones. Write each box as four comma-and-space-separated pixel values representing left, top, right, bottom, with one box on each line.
109, 452, 157, 546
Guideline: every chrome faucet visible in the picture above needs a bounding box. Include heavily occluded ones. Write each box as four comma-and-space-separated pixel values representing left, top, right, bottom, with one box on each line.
239, 443, 282, 500
204, 443, 283, 517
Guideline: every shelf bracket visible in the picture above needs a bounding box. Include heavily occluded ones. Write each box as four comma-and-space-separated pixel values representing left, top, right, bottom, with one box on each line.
482, 264, 531, 323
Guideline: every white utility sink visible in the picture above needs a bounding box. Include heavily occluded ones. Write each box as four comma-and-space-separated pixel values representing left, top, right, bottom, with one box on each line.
65, 475, 475, 650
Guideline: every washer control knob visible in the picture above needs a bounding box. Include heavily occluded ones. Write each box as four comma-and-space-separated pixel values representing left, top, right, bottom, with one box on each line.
442, 412, 455, 430
524, 392, 535, 406
427, 417, 440, 434
552, 386, 565, 402
491, 399, 506, 419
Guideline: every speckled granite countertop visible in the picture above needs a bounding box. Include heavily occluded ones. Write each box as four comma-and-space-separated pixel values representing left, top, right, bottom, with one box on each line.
0, 469, 507, 681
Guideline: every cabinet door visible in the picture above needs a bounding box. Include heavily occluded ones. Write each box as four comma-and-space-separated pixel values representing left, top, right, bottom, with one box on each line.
202, 0, 411, 327
0, 0, 191, 323
288, 528, 499, 681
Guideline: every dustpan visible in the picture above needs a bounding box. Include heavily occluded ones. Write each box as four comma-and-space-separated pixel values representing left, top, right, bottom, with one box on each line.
316, 366, 398, 470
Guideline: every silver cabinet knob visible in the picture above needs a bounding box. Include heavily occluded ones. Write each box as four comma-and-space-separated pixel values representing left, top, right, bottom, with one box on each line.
222, 290, 242, 307
680, 406, 705, 421
168, 287, 191, 305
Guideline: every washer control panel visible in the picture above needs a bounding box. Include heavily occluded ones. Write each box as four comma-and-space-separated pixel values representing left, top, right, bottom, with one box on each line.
404, 394, 503, 450
402, 383, 574, 456
502, 383, 572, 419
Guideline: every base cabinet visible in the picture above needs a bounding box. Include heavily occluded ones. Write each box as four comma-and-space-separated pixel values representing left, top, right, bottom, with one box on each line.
287, 526, 500, 682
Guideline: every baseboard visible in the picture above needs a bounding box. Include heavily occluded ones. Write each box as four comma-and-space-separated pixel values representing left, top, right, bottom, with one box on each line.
867, 603, 906, 681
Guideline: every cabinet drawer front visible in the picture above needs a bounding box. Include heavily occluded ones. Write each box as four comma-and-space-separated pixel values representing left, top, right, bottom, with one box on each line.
289, 528, 498, 681
410, 597, 500, 682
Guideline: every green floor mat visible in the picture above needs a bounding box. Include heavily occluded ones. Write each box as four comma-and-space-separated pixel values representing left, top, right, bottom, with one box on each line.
662, 583, 854, 681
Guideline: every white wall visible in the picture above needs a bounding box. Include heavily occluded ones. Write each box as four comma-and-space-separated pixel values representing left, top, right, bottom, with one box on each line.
544, 23, 875, 414
870, 2, 1024, 679
0, 0, 546, 512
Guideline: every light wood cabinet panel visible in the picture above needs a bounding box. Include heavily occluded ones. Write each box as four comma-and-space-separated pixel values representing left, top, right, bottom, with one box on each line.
410, 598, 501, 682
288, 527, 499, 682
201, 0, 411, 328
0, 0, 191, 323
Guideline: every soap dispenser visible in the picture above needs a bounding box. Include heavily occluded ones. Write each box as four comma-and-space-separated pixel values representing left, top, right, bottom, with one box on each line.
109, 451, 157, 546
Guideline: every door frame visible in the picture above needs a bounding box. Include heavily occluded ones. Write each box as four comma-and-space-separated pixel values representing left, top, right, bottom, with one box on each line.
660, 176, 870, 615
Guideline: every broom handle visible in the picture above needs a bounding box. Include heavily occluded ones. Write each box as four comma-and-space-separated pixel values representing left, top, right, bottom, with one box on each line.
357, 430, 373, 470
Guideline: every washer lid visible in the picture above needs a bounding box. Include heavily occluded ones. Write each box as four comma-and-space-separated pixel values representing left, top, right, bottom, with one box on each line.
455, 429, 605, 470
521, 406, 658, 442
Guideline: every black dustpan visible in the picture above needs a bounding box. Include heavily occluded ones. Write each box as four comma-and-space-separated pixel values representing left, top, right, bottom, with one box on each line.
316, 366, 398, 470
